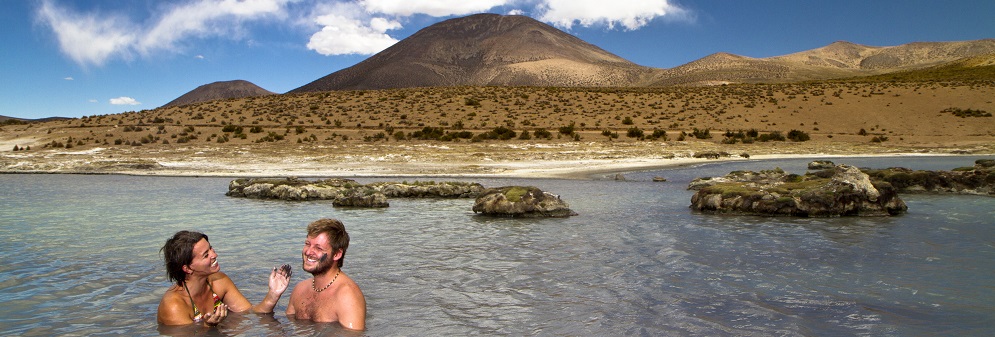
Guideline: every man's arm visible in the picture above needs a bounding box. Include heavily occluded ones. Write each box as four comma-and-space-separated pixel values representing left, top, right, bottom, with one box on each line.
335, 283, 367, 331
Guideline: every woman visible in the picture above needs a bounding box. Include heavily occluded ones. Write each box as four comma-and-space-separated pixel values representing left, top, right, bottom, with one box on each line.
157, 231, 291, 326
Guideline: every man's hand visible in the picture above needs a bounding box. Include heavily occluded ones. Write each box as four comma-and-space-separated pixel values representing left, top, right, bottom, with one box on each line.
269, 264, 292, 295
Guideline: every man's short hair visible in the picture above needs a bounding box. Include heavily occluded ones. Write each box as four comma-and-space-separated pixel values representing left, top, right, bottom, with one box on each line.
307, 218, 350, 267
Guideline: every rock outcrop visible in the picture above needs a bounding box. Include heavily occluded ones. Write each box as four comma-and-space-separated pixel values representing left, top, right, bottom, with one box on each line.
226, 178, 485, 207
689, 165, 907, 217
332, 188, 389, 208
861, 159, 995, 195
366, 181, 485, 198
808, 160, 835, 170
472, 186, 577, 217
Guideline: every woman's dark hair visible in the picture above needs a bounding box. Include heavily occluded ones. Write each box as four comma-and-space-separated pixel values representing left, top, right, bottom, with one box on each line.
161, 231, 208, 286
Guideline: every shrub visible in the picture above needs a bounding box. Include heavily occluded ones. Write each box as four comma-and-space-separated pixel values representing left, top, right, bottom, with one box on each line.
474, 126, 517, 141
691, 128, 711, 139
533, 128, 552, 139
411, 126, 445, 140
757, 131, 786, 142
787, 129, 810, 142
558, 122, 576, 135
626, 127, 644, 139
648, 129, 668, 141
222, 125, 242, 133
942, 107, 992, 118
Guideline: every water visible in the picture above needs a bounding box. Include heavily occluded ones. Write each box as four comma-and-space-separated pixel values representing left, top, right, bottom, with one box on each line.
1, 156, 993, 336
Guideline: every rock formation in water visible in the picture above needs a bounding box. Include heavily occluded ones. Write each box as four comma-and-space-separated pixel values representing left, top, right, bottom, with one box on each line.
689, 165, 907, 217
472, 186, 577, 217
808, 160, 836, 170
861, 159, 995, 195
226, 178, 484, 207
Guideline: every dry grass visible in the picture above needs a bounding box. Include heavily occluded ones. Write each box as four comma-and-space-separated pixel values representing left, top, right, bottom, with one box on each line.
3, 81, 994, 178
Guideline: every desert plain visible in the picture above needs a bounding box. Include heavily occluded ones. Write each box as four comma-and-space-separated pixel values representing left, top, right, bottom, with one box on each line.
2, 81, 993, 179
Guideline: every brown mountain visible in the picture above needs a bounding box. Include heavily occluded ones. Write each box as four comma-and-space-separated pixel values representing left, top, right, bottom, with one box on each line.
163, 80, 274, 108
290, 14, 653, 93
652, 39, 995, 85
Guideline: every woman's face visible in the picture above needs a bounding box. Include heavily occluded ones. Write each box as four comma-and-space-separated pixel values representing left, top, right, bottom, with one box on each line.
186, 238, 219, 276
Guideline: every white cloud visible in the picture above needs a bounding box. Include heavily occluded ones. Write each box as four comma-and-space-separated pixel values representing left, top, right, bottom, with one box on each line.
536, 0, 686, 30
38, 0, 691, 63
360, 0, 509, 17
36, 0, 290, 67
64, 77, 74, 80
109, 97, 141, 105
307, 13, 402, 55
88, 99, 98, 103
195, 54, 205, 59
136, 0, 288, 55
36, 1, 137, 67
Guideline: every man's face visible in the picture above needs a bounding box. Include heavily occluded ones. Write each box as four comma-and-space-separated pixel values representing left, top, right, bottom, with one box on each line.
302, 233, 335, 275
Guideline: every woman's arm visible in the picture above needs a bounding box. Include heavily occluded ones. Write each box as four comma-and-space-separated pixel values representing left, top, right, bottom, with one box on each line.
213, 267, 290, 314
250, 266, 292, 313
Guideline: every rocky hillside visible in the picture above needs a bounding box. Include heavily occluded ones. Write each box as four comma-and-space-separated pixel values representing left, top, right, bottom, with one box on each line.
290, 14, 654, 92
163, 80, 275, 108
651, 39, 995, 85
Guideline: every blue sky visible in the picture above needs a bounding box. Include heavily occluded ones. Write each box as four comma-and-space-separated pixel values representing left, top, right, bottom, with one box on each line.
3, 0, 993, 119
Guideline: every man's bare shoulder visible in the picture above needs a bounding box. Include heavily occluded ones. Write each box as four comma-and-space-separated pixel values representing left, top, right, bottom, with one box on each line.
288, 279, 311, 297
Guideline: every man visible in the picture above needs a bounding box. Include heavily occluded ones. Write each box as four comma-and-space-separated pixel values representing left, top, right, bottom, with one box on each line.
287, 218, 367, 330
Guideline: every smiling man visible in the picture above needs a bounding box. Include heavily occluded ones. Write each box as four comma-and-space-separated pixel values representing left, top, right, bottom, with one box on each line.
286, 218, 367, 330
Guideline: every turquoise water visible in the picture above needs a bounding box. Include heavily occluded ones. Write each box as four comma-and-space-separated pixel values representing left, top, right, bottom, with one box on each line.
1, 156, 993, 336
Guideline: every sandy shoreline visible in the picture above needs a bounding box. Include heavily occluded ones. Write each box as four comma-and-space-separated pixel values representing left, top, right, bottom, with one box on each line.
3, 141, 990, 180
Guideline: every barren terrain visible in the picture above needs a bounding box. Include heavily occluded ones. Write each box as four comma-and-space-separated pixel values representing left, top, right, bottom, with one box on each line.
3, 81, 993, 179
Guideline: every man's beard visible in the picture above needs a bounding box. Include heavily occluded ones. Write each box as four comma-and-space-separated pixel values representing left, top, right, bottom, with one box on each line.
303, 252, 334, 275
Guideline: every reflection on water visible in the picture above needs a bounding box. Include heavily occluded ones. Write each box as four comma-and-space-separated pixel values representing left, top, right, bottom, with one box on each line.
1, 155, 993, 336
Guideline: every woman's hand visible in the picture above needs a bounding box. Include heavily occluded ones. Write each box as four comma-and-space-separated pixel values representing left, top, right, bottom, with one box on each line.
203, 303, 228, 327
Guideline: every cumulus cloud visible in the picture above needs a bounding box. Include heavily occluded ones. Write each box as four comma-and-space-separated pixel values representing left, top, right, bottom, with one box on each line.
536, 0, 687, 30
36, 0, 289, 66
306, 0, 512, 56
109, 97, 141, 105
36, 1, 137, 67
38, 0, 691, 63
307, 12, 402, 55
360, 0, 509, 16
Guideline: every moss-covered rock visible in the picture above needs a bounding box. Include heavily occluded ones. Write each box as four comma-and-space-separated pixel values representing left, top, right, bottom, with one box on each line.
689, 165, 907, 217
227, 178, 485, 207
367, 181, 485, 198
808, 160, 835, 170
472, 186, 577, 217
332, 188, 389, 207
861, 159, 995, 195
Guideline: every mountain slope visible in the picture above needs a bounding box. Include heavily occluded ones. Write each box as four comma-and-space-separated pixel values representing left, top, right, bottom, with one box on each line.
290, 14, 653, 93
651, 39, 995, 85
163, 80, 274, 108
